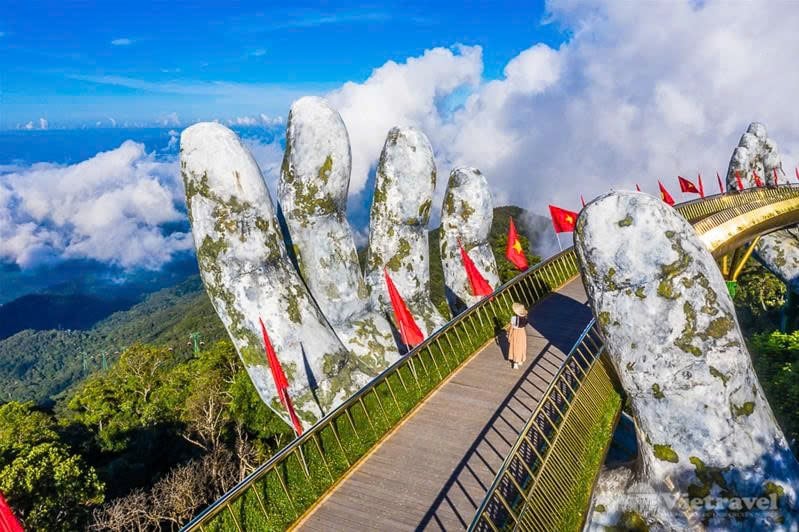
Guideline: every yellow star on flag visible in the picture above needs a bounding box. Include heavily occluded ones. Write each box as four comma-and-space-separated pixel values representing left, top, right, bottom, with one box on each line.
512, 239, 523, 253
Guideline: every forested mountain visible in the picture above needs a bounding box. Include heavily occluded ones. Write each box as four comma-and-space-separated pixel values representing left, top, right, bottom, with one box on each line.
0, 277, 227, 404
0, 294, 135, 340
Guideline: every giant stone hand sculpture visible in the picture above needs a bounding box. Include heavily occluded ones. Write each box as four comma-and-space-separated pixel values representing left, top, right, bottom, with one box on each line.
726, 122, 783, 189
439, 167, 500, 312
278, 97, 399, 374
364, 127, 447, 336
181, 123, 368, 430
576, 191, 799, 530
724, 121, 799, 297
182, 103, 467, 430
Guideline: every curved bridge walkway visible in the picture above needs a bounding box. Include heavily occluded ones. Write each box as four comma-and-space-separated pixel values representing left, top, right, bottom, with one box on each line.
296, 278, 590, 531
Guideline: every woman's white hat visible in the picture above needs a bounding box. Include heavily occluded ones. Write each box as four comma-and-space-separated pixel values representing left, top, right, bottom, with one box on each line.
512, 302, 527, 316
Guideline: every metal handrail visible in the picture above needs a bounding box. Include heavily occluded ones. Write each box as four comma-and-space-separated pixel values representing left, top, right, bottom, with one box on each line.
183, 184, 799, 531
468, 318, 602, 531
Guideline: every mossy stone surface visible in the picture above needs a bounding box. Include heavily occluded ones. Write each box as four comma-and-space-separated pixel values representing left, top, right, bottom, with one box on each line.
577, 191, 799, 530
439, 167, 500, 311
277, 97, 400, 371
181, 121, 368, 431
364, 127, 446, 336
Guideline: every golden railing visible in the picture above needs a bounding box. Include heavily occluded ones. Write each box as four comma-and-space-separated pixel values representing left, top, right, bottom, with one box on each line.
183, 184, 799, 532
674, 185, 799, 223
468, 319, 621, 532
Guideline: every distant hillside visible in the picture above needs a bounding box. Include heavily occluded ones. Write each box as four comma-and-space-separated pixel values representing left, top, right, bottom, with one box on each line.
1, 205, 543, 405
0, 276, 227, 404
0, 293, 135, 340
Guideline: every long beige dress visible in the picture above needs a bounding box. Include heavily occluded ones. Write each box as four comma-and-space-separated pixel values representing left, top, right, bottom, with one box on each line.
508, 315, 528, 364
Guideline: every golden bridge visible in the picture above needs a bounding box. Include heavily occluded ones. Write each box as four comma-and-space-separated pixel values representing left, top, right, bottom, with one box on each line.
182, 186, 799, 531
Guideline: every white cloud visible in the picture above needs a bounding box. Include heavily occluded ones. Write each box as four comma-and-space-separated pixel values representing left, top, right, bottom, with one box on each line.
323, 0, 799, 215
160, 112, 181, 126
0, 141, 192, 269
327, 45, 483, 195
38, 118, 48, 130
111, 38, 133, 46
231, 116, 258, 126
260, 113, 283, 125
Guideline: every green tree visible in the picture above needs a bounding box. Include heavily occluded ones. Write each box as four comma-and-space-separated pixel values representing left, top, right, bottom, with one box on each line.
750, 330, 799, 449
0, 442, 104, 531
733, 259, 785, 332
0, 402, 104, 530
66, 344, 184, 452
0, 401, 58, 460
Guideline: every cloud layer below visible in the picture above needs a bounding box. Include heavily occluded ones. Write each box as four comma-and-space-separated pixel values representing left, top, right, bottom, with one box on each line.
0, 141, 191, 269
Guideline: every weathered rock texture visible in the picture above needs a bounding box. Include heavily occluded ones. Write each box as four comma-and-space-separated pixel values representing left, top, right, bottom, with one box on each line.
278, 97, 400, 374
181, 122, 369, 430
575, 191, 799, 530
439, 167, 500, 312
726, 122, 783, 190
756, 228, 799, 295
365, 127, 447, 336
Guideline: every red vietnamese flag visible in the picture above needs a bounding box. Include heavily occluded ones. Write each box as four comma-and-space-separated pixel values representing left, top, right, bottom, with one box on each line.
459, 242, 493, 297
384, 269, 425, 347
549, 204, 578, 233
505, 217, 529, 271
735, 170, 744, 191
258, 317, 303, 436
678, 175, 700, 195
635, 183, 641, 192
717, 171, 725, 193
753, 170, 763, 187
697, 173, 705, 198
0, 492, 23, 532
796, 167, 799, 182
658, 180, 675, 206
773, 167, 779, 186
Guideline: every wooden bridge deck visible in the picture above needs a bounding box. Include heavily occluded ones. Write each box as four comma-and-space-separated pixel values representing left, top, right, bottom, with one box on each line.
296, 278, 592, 531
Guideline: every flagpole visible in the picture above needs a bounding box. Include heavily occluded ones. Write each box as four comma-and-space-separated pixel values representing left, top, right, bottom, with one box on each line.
554, 230, 563, 252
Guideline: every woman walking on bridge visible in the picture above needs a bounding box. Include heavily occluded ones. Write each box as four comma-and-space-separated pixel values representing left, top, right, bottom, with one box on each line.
508, 302, 528, 369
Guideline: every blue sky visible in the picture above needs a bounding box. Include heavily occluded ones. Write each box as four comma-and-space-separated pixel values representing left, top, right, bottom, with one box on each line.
0, 0, 564, 128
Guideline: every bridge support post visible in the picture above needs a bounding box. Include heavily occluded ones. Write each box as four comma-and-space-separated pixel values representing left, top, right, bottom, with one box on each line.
730, 237, 760, 281
721, 237, 761, 298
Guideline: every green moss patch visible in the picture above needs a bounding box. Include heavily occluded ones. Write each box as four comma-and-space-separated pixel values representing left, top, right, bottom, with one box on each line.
652, 443, 679, 463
